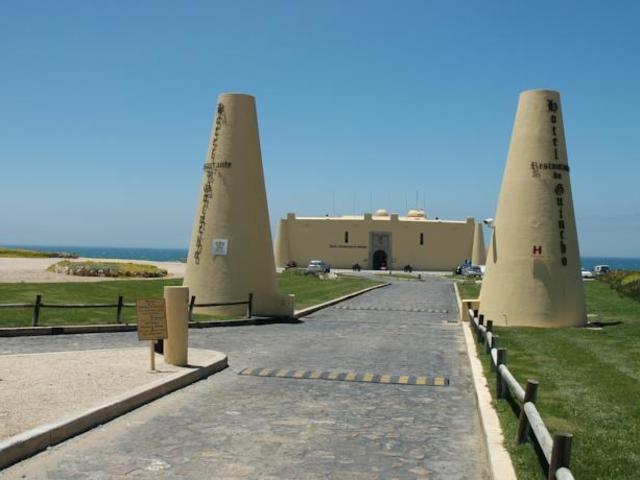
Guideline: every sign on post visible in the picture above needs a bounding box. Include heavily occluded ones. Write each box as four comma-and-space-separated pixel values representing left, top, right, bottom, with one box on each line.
136, 299, 168, 371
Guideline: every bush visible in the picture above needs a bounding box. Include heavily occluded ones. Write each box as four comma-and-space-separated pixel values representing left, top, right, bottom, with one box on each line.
599, 270, 640, 302
48, 261, 167, 278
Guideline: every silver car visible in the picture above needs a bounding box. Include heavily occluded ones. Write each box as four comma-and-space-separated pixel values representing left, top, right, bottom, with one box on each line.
306, 260, 331, 273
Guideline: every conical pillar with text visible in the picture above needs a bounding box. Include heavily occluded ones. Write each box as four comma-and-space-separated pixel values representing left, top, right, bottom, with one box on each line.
479, 89, 586, 327
184, 93, 294, 317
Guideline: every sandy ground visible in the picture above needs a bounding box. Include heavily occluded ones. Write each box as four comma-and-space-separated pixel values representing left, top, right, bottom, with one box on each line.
0, 257, 186, 283
0, 347, 219, 441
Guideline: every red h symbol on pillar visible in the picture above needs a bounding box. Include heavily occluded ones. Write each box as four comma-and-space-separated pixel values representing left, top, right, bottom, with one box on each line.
532, 245, 543, 255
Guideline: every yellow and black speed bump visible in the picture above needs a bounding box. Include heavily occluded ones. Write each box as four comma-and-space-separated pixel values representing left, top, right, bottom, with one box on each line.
238, 368, 449, 387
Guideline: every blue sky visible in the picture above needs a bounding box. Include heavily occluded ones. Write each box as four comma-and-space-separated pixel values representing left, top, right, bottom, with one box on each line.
1, 1, 638, 256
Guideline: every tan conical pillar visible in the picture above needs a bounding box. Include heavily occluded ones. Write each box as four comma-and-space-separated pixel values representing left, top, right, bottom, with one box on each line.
471, 223, 486, 265
479, 89, 586, 327
184, 93, 294, 318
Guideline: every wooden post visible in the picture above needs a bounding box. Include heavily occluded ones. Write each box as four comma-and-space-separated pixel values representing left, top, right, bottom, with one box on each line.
116, 295, 124, 324
188, 295, 196, 323
490, 335, 499, 371
484, 320, 494, 353
476, 314, 484, 343
516, 379, 539, 443
246, 292, 253, 319
149, 340, 156, 371
548, 433, 573, 480
32, 294, 42, 327
496, 348, 507, 399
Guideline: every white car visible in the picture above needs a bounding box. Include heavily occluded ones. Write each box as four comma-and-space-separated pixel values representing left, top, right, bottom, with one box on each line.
306, 260, 331, 273
581, 269, 595, 279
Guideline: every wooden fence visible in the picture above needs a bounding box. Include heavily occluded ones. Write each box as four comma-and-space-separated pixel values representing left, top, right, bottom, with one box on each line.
0, 293, 253, 326
467, 304, 576, 480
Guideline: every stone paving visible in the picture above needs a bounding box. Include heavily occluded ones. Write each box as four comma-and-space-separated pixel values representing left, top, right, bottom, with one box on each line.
1, 277, 489, 479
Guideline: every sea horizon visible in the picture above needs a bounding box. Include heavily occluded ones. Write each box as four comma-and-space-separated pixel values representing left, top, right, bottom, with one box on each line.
3, 244, 640, 271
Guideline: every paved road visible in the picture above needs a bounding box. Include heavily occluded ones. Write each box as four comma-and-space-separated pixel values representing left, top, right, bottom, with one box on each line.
1, 278, 489, 479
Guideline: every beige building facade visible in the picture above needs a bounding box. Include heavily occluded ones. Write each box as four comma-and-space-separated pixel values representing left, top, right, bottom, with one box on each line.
275, 209, 481, 271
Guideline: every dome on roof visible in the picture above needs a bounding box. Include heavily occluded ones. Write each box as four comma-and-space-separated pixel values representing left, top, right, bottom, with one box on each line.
407, 209, 426, 218
374, 208, 389, 216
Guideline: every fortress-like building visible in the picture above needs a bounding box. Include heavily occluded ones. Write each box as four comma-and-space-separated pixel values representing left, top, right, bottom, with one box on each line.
275, 209, 484, 271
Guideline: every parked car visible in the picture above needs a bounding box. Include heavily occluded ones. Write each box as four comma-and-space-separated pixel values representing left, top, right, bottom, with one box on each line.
306, 260, 331, 273
594, 265, 610, 276
463, 266, 483, 278
581, 268, 595, 279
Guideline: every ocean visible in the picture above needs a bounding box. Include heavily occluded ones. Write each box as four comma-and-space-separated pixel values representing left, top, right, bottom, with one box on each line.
3, 245, 640, 271
4, 245, 189, 262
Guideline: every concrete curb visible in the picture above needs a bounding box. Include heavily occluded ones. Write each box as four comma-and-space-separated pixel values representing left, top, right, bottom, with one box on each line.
452, 282, 464, 321
293, 282, 391, 318
453, 283, 517, 480
0, 349, 227, 470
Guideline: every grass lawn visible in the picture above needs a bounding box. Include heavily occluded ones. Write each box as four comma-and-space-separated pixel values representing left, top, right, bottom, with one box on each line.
455, 278, 481, 298
0, 247, 57, 258
0, 271, 381, 327
472, 280, 640, 479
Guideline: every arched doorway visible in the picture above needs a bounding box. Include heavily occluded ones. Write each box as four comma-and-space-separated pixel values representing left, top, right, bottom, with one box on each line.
373, 250, 388, 270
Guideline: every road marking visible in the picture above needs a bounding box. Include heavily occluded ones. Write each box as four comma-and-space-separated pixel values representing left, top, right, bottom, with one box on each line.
239, 369, 448, 387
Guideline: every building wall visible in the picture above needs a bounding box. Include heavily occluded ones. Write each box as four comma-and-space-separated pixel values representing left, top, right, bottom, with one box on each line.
275, 213, 475, 271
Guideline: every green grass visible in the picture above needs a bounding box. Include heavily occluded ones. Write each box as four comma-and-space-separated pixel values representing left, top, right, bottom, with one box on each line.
477, 280, 640, 480
0, 247, 58, 258
456, 279, 481, 298
0, 272, 381, 327
278, 270, 381, 309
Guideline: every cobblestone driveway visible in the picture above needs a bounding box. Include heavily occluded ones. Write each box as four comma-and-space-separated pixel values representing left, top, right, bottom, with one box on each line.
1, 278, 489, 479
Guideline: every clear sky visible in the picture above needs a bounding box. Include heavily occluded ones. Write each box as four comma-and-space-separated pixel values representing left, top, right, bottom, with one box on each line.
1, 1, 638, 256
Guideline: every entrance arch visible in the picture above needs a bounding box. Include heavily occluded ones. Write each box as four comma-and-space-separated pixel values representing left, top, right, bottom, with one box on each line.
373, 250, 388, 270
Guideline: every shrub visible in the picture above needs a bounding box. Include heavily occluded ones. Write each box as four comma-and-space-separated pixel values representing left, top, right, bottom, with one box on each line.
48, 261, 167, 278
